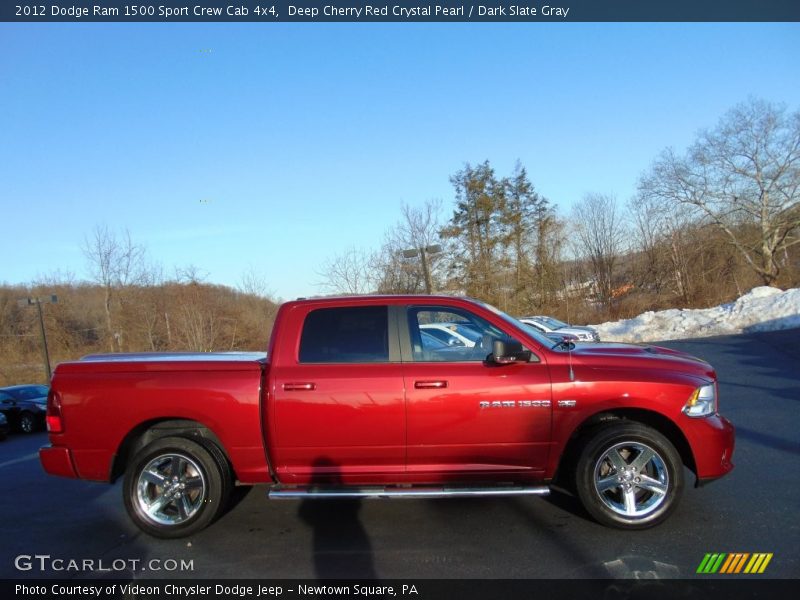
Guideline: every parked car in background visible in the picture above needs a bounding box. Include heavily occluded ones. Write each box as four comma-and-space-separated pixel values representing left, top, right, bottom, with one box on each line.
420, 322, 483, 347
419, 330, 474, 360
519, 316, 600, 342
0, 384, 49, 433
0, 412, 9, 440
534, 327, 580, 344
519, 320, 579, 345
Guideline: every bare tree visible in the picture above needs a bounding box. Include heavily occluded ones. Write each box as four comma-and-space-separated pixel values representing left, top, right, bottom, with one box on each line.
571, 193, 626, 308
174, 264, 208, 284
317, 247, 373, 295
236, 266, 279, 341
177, 303, 218, 351
628, 193, 695, 301
532, 212, 567, 309
371, 200, 446, 294
399, 201, 441, 250
369, 242, 422, 294
640, 98, 800, 286
238, 265, 276, 299
82, 225, 144, 352
130, 261, 166, 351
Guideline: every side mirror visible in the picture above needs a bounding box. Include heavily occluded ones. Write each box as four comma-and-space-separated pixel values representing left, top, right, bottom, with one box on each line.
491, 339, 531, 365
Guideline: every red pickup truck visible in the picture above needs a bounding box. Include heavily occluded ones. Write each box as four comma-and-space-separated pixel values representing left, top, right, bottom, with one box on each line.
40, 295, 734, 538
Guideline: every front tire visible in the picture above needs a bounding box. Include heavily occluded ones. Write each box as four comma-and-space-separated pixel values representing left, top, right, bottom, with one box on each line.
576, 422, 684, 529
123, 436, 230, 538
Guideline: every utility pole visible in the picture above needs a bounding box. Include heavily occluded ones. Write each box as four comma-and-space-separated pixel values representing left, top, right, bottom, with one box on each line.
18, 295, 58, 381
402, 245, 442, 294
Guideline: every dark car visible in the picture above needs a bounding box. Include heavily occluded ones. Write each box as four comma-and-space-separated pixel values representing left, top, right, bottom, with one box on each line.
0, 412, 9, 440
0, 384, 49, 434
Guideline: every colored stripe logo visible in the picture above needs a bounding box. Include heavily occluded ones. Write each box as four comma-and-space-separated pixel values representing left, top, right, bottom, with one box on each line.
697, 553, 773, 574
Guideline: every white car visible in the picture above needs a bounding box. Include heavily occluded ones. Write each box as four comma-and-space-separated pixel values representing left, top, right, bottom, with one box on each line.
419, 322, 483, 348
518, 316, 600, 342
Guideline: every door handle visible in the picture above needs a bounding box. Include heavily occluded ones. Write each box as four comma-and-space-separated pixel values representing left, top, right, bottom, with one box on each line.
283, 382, 316, 391
414, 380, 448, 389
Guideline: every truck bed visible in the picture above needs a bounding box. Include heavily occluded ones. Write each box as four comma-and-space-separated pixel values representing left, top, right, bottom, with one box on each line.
42, 352, 270, 483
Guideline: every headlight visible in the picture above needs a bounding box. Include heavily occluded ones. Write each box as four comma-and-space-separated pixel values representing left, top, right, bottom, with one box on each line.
683, 383, 717, 417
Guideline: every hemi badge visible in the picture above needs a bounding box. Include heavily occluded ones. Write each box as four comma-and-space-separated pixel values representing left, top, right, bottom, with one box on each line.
557, 400, 577, 408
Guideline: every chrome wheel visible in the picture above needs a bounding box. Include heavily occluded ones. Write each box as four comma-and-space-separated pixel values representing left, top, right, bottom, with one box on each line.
125, 436, 231, 538
593, 441, 669, 518
136, 453, 206, 526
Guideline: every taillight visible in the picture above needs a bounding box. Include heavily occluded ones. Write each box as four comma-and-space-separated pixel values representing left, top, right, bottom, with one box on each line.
47, 389, 63, 433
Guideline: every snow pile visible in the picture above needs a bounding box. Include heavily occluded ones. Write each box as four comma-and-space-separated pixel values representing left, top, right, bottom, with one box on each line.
592, 287, 800, 343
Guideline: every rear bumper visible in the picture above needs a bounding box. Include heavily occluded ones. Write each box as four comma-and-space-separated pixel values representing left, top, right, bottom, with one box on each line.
684, 413, 735, 480
39, 445, 78, 478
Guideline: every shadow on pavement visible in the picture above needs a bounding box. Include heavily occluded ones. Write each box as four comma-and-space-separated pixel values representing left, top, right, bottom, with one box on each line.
297, 457, 376, 579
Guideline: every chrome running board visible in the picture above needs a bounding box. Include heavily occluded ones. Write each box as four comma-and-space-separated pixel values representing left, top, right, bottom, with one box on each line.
268, 485, 550, 499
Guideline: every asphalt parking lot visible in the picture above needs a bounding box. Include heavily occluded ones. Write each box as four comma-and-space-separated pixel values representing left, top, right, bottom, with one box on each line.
2, 329, 798, 580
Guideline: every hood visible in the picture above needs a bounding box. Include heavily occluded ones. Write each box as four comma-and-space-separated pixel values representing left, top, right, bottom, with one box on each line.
571, 342, 715, 380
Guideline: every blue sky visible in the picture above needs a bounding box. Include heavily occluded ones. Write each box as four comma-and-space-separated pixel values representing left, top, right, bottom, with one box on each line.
1, 23, 799, 299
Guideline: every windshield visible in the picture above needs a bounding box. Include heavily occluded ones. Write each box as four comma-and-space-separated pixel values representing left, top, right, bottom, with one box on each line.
539, 316, 569, 330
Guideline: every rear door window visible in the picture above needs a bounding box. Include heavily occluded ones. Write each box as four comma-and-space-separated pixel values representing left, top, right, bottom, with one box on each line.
299, 306, 389, 363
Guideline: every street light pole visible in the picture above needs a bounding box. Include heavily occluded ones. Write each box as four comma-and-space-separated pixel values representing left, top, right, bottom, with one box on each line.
401, 244, 442, 294
419, 247, 433, 294
19, 295, 58, 381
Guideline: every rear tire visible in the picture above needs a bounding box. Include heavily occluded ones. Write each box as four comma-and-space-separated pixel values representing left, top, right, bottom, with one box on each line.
575, 422, 684, 529
123, 436, 230, 538
194, 435, 234, 513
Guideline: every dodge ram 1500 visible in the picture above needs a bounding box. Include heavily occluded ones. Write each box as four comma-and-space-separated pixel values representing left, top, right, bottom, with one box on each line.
40, 295, 734, 537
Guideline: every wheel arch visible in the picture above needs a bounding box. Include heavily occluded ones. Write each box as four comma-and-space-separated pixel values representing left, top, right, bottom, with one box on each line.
110, 418, 234, 483
553, 408, 697, 488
